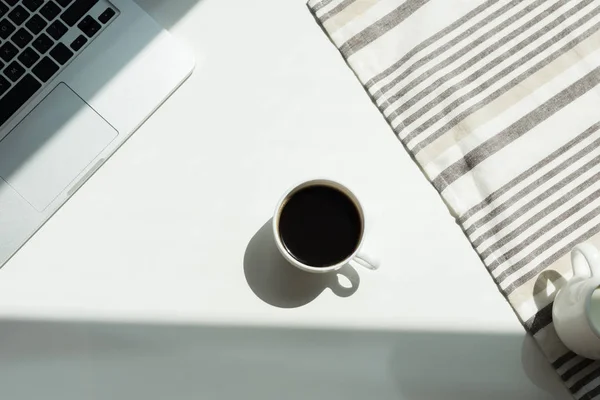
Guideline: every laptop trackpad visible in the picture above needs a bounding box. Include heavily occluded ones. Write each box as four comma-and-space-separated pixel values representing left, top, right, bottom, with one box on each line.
0, 83, 117, 211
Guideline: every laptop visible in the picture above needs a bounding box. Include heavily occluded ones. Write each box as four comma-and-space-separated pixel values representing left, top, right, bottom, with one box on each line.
0, 0, 195, 267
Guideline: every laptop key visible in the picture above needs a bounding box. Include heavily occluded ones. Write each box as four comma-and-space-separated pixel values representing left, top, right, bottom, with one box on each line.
4, 60, 24, 82
56, 0, 74, 7
60, 0, 98, 26
0, 40, 17, 62
32, 32, 52, 53
0, 3, 8, 19
40, 1, 61, 21
49, 42, 72, 64
32, 56, 58, 82
4, 0, 18, 6
25, 14, 47, 34
98, 7, 115, 24
0, 18, 15, 39
23, 0, 44, 12
69, 33, 86, 51
46, 19, 67, 39
11, 28, 33, 48
0, 75, 9, 96
18, 46, 39, 67
0, 74, 41, 127
77, 15, 99, 37
8, 5, 30, 25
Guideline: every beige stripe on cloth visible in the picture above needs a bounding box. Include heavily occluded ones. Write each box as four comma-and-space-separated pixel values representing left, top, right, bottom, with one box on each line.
416, 28, 600, 167
323, 0, 379, 33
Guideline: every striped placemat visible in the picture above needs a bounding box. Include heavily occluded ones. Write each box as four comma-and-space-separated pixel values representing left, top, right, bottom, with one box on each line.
307, 0, 600, 398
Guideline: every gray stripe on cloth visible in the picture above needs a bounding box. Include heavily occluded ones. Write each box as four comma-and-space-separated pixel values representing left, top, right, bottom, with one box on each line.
431, 64, 600, 192
399, 2, 599, 133
486, 186, 600, 272
379, 0, 551, 112
482, 183, 600, 266
579, 385, 600, 400
388, 0, 579, 128
553, 352, 578, 370
558, 355, 590, 377
319, 0, 356, 23
368, 0, 508, 94
496, 204, 600, 283
409, 20, 600, 153
504, 223, 600, 295
477, 148, 600, 258
459, 123, 600, 225
570, 367, 600, 395
555, 353, 586, 376
470, 153, 600, 247
310, 0, 336, 13
561, 357, 596, 380
339, 0, 431, 57
524, 303, 553, 335
469, 133, 600, 238
564, 360, 596, 382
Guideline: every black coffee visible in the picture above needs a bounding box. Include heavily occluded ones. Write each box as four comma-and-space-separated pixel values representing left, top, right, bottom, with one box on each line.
278, 185, 362, 267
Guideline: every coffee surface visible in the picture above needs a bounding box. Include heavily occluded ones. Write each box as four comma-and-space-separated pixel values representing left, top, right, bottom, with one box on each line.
278, 185, 362, 267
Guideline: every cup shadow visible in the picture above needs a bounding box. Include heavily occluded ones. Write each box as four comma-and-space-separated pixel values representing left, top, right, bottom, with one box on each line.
243, 219, 360, 308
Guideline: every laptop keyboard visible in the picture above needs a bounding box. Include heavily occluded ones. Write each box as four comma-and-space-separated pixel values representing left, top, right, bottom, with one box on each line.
0, 0, 117, 128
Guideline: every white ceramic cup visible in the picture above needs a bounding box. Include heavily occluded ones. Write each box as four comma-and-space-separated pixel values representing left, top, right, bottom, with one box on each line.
553, 243, 600, 359
273, 179, 380, 274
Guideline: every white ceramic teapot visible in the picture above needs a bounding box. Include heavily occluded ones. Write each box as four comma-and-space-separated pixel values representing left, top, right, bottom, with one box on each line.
553, 243, 600, 359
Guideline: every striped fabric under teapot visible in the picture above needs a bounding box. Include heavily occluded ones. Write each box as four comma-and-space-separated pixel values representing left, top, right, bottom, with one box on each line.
308, 0, 600, 398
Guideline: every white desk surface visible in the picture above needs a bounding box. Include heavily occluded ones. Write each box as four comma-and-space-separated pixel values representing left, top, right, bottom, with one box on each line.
0, 0, 572, 399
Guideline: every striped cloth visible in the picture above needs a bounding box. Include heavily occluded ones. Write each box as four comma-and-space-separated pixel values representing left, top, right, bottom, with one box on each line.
307, 0, 600, 398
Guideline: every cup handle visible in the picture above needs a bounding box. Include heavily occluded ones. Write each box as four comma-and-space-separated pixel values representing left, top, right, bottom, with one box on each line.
571, 243, 600, 278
